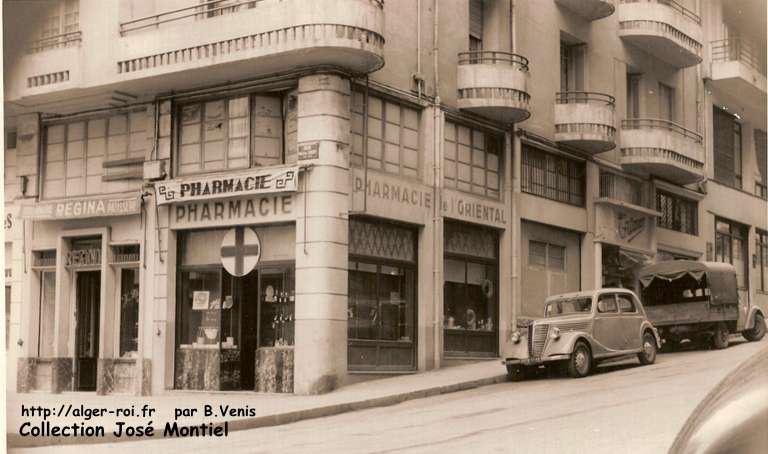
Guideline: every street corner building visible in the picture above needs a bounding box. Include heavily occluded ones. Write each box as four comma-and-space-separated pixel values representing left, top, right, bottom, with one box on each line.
3, 0, 766, 396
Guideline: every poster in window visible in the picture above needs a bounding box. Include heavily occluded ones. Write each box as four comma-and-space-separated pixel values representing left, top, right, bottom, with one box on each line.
192, 291, 210, 310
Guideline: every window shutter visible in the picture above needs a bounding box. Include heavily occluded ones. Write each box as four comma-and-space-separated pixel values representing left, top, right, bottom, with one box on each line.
713, 107, 735, 185
755, 129, 767, 182
469, 0, 484, 40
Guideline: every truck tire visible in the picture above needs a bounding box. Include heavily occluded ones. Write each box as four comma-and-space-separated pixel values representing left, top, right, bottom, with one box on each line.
711, 323, 730, 349
743, 313, 766, 342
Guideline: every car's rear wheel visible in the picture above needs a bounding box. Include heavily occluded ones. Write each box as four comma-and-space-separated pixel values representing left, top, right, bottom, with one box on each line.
743, 313, 766, 342
638, 331, 657, 365
506, 364, 528, 382
711, 323, 730, 349
567, 341, 592, 378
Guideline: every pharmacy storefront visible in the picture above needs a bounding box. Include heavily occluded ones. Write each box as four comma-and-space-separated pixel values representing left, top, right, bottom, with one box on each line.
158, 167, 298, 392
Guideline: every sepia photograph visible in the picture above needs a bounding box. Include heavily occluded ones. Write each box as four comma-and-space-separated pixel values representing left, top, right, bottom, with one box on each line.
1, 0, 767, 452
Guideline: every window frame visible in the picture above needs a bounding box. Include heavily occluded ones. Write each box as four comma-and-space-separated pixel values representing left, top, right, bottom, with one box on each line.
521, 145, 585, 207
714, 218, 748, 290
597, 294, 619, 314
656, 189, 698, 235
115, 266, 140, 358
757, 230, 768, 292
617, 294, 638, 314
443, 121, 503, 199
528, 240, 566, 272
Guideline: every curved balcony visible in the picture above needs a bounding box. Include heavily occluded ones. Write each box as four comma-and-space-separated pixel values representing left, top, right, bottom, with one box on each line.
116, 0, 384, 80
620, 119, 704, 185
710, 39, 766, 115
617, 0, 702, 68
456, 51, 531, 124
555, 92, 616, 154
555, 0, 615, 21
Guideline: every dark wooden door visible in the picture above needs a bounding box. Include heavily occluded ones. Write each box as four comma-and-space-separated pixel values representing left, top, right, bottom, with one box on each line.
239, 272, 259, 390
75, 271, 100, 391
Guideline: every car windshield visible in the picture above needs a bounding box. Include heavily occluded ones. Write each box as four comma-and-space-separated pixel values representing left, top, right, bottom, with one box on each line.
545, 297, 592, 317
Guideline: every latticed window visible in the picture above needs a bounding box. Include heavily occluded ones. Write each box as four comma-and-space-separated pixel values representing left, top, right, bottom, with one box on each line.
521, 145, 584, 206
178, 95, 287, 175
350, 92, 419, 178
444, 121, 501, 199
349, 219, 416, 263
656, 190, 697, 235
43, 111, 146, 199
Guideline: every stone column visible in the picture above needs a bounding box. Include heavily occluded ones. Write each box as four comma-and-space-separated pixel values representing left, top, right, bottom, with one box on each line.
293, 74, 351, 394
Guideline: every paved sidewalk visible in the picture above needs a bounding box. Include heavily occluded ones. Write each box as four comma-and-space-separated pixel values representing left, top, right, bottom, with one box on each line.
7, 359, 506, 448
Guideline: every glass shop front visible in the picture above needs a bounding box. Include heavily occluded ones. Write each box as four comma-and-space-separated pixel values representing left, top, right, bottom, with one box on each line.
348, 218, 417, 372
443, 221, 499, 357
174, 225, 295, 391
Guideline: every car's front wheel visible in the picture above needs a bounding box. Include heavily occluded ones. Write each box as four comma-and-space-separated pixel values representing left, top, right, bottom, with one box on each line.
743, 313, 766, 342
506, 364, 528, 382
567, 341, 592, 378
638, 331, 657, 365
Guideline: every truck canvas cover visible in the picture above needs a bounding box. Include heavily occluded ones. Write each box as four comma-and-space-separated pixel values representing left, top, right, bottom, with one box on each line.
638, 260, 738, 305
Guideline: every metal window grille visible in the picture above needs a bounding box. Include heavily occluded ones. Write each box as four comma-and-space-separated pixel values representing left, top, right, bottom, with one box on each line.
655, 190, 697, 235
522, 145, 584, 206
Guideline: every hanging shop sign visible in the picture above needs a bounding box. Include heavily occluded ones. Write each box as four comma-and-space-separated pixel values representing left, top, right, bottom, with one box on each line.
220, 226, 261, 277
20, 196, 141, 221
155, 166, 298, 205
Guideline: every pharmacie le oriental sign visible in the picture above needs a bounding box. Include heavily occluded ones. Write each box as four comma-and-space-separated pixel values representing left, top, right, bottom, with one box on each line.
156, 166, 298, 205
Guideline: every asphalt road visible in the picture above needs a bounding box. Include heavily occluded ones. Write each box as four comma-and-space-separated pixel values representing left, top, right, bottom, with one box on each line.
12, 339, 767, 454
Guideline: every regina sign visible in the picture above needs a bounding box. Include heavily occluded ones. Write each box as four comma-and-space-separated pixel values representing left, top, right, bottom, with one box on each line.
156, 166, 298, 205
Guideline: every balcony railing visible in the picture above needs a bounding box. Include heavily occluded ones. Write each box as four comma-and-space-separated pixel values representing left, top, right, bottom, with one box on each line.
711, 39, 766, 75
120, 0, 384, 35
120, 0, 262, 35
458, 51, 529, 70
620, 0, 700, 25
556, 91, 615, 105
621, 118, 703, 143
28, 30, 82, 53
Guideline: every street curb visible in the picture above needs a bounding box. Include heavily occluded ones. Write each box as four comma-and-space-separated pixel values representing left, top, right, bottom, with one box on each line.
8, 373, 509, 448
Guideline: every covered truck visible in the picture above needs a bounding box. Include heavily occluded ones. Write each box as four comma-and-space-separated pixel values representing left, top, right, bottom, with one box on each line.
638, 260, 766, 349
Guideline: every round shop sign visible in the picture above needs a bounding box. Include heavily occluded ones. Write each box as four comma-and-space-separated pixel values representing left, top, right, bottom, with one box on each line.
220, 226, 261, 277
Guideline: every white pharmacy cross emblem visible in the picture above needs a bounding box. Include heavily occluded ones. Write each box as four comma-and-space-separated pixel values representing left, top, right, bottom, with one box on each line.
220, 227, 261, 276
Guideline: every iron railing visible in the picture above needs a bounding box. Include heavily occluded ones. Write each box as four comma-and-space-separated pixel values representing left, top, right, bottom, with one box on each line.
28, 30, 82, 53
556, 91, 615, 106
120, 0, 384, 35
620, 0, 700, 25
711, 39, 766, 75
458, 51, 529, 70
622, 118, 703, 143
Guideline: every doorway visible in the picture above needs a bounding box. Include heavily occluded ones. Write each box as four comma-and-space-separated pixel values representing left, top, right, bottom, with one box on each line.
75, 271, 100, 391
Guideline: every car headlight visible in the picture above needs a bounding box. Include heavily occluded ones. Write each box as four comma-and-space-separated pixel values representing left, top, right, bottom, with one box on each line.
511, 330, 521, 343
550, 327, 561, 340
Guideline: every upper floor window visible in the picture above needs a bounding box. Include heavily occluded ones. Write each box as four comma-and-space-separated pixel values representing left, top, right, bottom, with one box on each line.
600, 171, 644, 206
658, 83, 675, 122
626, 73, 641, 118
758, 230, 768, 292
713, 106, 742, 189
444, 121, 502, 199
469, 0, 484, 52
33, 0, 79, 53
177, 94, 291, 176
522, 145, 584, 207
43, 111, 147, 199
560, 39, 585, 92
755, 129, 767, 199
350, 91, 419, 178
656, 190, 698, 235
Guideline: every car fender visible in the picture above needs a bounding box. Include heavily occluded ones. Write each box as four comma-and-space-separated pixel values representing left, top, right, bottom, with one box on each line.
548, 331, 594, 357
640, 321, 662, 348
745, 307, 764, 331
504, 336, 530, 359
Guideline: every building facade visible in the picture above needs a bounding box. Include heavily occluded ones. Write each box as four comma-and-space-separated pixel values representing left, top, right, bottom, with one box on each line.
3, 0, 766, 395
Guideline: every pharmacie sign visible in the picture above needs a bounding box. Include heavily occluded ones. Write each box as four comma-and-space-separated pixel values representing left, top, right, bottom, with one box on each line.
156, 166, 297, 205
20, 196, 141, 220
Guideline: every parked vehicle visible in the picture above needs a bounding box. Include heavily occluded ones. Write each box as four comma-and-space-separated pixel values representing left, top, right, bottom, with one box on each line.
503, 288, 661, 380
638, 261, 766, 350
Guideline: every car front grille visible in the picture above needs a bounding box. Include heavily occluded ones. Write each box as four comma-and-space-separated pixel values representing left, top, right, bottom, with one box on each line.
528, 324, 549, 357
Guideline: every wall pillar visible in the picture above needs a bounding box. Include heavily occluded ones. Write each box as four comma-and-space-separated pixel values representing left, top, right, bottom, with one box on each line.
293, 74, 351, 394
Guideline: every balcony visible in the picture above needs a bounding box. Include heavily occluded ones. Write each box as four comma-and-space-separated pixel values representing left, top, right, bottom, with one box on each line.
555, 92, 616, 154
620, 119, 704, 185
555, 0, 615, 21
456, 51, 531, 124
617, 0, 702, 68
709, 39, 766, 111
117, 0, 384, 79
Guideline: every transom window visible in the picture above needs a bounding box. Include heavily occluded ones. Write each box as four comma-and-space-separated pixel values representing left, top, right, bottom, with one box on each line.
443, 121, 501, 198
656, 190, 698, 235
350, 91, 420, 178
522, 145, 584, 206
177, 95, 289, 176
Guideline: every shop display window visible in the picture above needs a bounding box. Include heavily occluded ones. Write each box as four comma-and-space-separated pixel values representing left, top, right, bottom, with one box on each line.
118, 268, 140, 357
